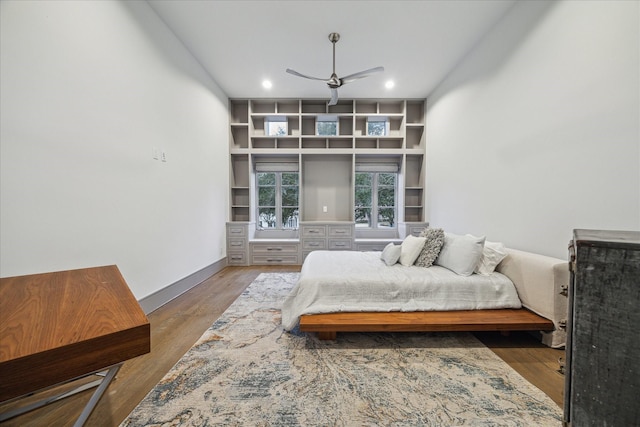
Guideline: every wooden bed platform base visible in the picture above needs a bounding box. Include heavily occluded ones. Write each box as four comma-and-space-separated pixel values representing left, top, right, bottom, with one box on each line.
299, 308, 554, 340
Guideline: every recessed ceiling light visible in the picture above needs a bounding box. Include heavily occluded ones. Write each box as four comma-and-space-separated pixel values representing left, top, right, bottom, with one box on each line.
262, 80, 273, 89
385, 80, 395, 89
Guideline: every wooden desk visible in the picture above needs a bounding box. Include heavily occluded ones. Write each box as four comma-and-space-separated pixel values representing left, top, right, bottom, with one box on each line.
0, 265, 150, 424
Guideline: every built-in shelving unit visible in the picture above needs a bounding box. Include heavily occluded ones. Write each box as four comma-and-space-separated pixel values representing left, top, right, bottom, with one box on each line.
227, 98, 427, 265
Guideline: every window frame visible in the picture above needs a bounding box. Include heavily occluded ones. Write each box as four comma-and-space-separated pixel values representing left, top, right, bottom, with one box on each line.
354, 170, 398, 230
255, 170, 299, 231
316, 114, 339, 136
366, 116, 389, 136
264, 116, 288, 136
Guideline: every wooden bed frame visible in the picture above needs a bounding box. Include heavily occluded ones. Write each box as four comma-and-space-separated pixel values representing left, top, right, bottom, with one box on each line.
292, 248, 568, 347
300, 308, 554, 340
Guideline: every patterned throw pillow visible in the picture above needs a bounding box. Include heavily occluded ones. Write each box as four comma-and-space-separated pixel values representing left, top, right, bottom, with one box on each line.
414, 228, 445, 267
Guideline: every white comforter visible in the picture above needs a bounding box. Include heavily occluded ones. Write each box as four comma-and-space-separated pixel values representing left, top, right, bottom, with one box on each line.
281, 250, 522, 331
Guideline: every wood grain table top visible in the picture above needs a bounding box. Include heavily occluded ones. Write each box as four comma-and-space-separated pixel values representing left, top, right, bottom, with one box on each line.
0, 265, 150, 402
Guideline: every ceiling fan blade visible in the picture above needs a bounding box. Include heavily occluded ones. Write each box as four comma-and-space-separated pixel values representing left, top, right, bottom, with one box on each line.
328, 88, 339, 106
340, 66, 385, 84
286, 68, 327, 82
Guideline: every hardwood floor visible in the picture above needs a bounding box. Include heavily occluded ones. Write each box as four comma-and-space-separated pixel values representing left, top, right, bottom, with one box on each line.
0, 265, 564, 426
473, 331, 565, 407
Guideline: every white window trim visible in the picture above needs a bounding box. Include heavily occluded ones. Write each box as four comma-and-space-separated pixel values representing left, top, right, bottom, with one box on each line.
255, 170, 299, 231
355, 169, 398, 230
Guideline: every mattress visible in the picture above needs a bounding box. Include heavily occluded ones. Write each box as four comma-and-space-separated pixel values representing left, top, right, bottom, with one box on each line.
281, 250, 522, 331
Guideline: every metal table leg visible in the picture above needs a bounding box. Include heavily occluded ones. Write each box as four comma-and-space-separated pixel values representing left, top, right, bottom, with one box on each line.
73, 364, 121, 426
0, 363, 122, 426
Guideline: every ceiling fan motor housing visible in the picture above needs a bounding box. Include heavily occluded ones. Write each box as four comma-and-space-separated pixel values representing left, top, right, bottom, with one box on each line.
286, 32, 382, 105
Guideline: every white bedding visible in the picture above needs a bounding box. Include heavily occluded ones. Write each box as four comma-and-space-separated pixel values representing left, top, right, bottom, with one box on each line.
281, 250, 522, 331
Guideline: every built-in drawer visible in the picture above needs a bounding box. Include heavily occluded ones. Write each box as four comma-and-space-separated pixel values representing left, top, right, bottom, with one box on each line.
302, 225, 326, 237
251, 243, 299, 254
251, 255, 299, 265
328, 225, 353, 238
408, 225, 428, 237
302, 239, 326, 250
356, 239, 403, 252
356, 242, 389, 251
228, 238, 246, 251
227, 252, 247, 265
227, 224, 247, 237
328, 239, 352, 250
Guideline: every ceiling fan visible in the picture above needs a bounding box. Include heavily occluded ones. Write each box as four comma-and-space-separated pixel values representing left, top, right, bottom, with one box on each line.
286, 32, 384, 106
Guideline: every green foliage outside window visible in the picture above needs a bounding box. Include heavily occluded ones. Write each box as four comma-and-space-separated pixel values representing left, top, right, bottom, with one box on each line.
280, 173, 299, 229
317, 121, 338, 136
355, 173, 372, 226
266, 119, 287, 136
367, 121, 386, 136
355, 172, 396, 228
257, 172, 299, 229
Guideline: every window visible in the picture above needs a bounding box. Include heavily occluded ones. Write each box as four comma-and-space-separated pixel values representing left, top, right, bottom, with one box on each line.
265, 117, 287, 136
367, 116, 389, 136
316, 115, 338, 136
256, 170, 299, 230
354, 167, 397, 229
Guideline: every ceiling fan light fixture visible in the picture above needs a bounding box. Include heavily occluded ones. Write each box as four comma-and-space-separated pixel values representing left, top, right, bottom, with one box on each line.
286, 32, 384, 106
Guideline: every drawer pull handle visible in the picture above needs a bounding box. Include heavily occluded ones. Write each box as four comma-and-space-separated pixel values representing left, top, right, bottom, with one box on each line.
230, 242, 242, 247
334, 230, 346, 234
231, 256, 243, 260
267, 258, 283, 262
335, 243, 346, 246
309, 242, 320, 247
267, 247, 282, 251
308, 230, 319, 233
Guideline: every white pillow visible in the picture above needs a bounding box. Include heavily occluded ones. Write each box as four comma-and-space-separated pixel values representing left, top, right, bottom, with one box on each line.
380, 243, 402, 266
399, 235, 426, 266
475, 240, 508, 275
435, 233, 485, 276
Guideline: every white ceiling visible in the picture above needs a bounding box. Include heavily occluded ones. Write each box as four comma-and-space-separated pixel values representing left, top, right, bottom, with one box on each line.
148, 0, 516, 101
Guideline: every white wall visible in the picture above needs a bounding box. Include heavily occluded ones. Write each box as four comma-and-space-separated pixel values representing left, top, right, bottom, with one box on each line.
0, 1, 229, 299
425, 0, 639, 259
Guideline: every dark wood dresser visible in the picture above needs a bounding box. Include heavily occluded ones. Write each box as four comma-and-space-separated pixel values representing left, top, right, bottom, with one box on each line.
564, 229, 640, 426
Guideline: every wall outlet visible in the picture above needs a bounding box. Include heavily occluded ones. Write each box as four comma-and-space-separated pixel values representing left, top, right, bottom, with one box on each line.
323, 206, 328, 213
152, 146, 159, 160
161, 150, 167, 162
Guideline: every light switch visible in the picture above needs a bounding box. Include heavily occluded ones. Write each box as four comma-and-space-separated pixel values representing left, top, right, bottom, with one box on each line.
323, 206, 328, 213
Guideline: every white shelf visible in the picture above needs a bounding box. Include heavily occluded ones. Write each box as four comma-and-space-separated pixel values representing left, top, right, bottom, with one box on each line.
228, 99, 426, 223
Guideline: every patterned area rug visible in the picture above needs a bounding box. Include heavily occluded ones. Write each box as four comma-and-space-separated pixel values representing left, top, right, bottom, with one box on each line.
121, 273, 562, 426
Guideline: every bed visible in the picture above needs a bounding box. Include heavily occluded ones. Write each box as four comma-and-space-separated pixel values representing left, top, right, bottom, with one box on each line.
282, 245, 569, 348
